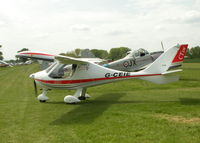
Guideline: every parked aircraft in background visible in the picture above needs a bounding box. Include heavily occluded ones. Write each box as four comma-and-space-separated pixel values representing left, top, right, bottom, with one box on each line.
17, 44, 188, 103
0, 60, 11, 67
103, 49, 164, 71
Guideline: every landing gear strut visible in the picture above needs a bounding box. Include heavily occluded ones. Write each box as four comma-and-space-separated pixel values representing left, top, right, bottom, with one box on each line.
64, 88, 90, 104
37, 90, 49, 102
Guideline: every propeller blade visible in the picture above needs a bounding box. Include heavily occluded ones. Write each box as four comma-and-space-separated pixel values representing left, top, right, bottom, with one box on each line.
161, 41, 164, 51
34, 80, 38, 96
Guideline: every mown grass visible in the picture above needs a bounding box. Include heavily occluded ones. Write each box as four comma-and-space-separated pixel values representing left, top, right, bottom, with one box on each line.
184, 58, 200, 63
0, 63, 200, 143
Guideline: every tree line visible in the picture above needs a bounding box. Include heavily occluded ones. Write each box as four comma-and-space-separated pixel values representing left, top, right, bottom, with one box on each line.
0, 45, 3, 60
61, 47, 131, 61
186, 46, 200, 59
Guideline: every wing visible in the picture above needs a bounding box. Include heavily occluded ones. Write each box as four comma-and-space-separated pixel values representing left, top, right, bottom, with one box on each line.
55, 55, 89, 64
55, 55, 104, 65
17, 51, 103, 64
78, 58, 105, 63
16, 51, 55, 62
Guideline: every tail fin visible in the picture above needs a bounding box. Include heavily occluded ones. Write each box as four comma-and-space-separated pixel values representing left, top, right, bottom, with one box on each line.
168, 44, 188, 70
142, 44, 188, 74
140, 44, 188, 84
172, 44, 188, 63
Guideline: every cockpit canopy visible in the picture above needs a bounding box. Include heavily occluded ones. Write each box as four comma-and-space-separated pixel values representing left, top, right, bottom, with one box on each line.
46, 62, 77, 79
126, 48, 149, 58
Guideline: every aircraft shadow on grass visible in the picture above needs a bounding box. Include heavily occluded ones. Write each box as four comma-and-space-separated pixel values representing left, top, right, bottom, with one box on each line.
50, 92, 124, 125
179, 98, 200, 105
49, 93, 180, 125
180, 78, 200, 82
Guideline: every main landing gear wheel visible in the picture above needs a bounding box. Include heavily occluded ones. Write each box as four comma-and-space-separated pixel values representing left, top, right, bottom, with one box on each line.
78, 96, 86, 100
39, 100, 47, 103
78, 94, 91, 100
64, 88, 90, 104
64, 95, 80, 104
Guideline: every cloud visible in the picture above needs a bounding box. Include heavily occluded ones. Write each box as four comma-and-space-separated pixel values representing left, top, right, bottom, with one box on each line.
155, 25, 166, 31
106, 30, 133, 36
0, 14, 12, 29
183, 10, 200, 23
0, 20, 6, 27
163, 10, 200, 24
33, 33, 50, 39
70, 24, 91, 32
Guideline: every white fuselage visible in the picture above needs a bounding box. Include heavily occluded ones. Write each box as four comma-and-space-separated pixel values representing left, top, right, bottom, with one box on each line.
32, 62, 160, 90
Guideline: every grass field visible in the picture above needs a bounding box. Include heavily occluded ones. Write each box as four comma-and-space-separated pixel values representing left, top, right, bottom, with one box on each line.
0, 63, 200, 143
184, 58, 200, 63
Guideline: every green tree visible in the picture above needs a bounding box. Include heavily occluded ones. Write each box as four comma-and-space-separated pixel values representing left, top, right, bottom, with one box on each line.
187, 46, 200, 59
60, 50, 79, 58
17, 48, 29, 53
75, 48, 81, 57
0, 45, 3, 60
60, 48, 82, 57
90, 49, 108, 59
0, 51, 3, 60
109, 47, 130, 61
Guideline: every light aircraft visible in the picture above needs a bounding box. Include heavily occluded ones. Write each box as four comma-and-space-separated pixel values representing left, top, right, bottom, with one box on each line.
0, 60, 11, 67
103, 48, 164, 71
17, 44, 188, 103
104, 42, 182, 71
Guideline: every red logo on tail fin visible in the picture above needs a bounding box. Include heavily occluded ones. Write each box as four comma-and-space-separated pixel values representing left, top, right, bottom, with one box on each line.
172, 44, 188, 63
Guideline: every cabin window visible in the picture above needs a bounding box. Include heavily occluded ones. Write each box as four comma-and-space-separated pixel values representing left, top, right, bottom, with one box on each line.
145, 50, 149, 55
49, 64, 77, 79
140, 52, 145, 57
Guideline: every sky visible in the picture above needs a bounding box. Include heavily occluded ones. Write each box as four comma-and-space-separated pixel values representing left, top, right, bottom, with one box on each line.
0, 0, 200, 60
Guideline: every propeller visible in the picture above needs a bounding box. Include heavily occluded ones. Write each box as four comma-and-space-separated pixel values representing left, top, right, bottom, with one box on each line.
33, 80, 38, 96
161, 41, 164, 51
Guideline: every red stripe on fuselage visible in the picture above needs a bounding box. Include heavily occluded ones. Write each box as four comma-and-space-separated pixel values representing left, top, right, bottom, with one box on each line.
20, 52, 54, 57
35, 74, 161, 84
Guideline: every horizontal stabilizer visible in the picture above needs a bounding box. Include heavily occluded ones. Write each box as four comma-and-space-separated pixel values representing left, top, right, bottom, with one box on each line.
162, 69, 182, 75
140, 75, 179, 84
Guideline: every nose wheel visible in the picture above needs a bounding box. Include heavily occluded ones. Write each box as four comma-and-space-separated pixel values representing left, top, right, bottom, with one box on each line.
39, 100, 47, 103
37, 90, 49, 103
